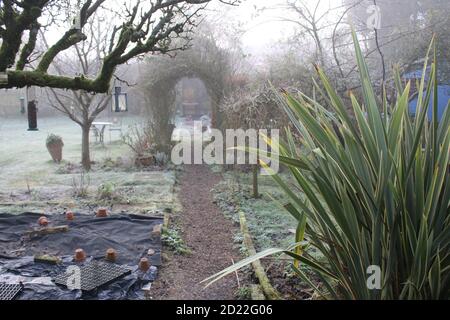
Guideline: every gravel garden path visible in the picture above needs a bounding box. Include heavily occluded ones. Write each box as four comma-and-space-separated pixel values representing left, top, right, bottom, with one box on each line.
151, 164, 244, 300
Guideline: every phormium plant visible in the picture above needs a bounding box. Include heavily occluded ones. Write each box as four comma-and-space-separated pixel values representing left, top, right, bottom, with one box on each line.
204, 33, 450, 300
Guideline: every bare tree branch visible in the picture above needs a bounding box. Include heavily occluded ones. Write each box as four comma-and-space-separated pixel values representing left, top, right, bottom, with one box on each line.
0, 0, 241, 92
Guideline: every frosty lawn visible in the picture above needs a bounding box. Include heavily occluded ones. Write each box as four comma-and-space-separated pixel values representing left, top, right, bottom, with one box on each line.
0, 116, 177, 215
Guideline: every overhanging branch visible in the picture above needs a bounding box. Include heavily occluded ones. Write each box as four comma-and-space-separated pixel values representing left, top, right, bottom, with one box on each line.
5, 69, 110, 92
0, 0, 241, 93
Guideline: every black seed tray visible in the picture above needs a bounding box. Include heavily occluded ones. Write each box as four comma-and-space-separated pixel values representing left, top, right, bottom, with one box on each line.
53, 261, 131, 292
0, 283, 23, 300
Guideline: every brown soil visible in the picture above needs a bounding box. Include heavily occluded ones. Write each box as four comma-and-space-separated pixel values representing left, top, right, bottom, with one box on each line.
263, 261, 314, 300
151, 165, 244, 300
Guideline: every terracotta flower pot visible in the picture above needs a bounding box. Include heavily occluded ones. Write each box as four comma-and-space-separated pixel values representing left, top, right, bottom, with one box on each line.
66, 211, 75, 221
105, 248, 117, 262
74, 249, 86, 262
96, 208, 108, 217
139, 258, 150, 272
135, 155, 155, 167
46, 143, 63, 163
38, 216, 49, 226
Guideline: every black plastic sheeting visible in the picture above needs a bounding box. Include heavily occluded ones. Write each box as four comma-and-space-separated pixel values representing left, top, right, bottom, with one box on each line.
0, 212, 163, 300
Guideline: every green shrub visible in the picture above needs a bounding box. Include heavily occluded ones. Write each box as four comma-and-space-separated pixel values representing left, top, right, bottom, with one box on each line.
204, 34, 449, 300
162, 228, 191, 255
97, 182, 116, 200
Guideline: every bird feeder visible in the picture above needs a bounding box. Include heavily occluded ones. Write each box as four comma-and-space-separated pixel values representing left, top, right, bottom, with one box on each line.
112, 86, 128, 112
27, 86, 38, 131
20, 97, 26, 114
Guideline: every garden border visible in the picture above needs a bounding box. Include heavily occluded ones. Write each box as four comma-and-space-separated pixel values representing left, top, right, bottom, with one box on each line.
239, 211, 282, 300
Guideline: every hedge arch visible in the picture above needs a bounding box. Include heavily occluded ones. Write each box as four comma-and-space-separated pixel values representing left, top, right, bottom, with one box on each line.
140, 35, 234, 151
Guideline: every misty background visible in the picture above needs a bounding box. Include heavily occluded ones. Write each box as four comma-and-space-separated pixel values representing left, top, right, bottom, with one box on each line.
1, 0, 448, 117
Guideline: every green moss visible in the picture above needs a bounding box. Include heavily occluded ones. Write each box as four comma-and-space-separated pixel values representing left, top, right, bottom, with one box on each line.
235, 286, 252, 300
162, 228, 191, 255
4, 70, 109, 92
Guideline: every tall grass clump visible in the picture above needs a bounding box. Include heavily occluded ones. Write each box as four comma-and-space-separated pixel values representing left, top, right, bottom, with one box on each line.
204, 34, 450, 300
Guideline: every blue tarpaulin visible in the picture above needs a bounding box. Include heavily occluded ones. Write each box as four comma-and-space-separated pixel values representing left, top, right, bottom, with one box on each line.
409, 85, 450, 121
403, 67, 431, 81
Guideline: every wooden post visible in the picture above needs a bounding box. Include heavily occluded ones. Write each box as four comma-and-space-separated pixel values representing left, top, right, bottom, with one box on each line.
26, 225, 69, 238
252, 164, 259, 199
239, 211, 281, 300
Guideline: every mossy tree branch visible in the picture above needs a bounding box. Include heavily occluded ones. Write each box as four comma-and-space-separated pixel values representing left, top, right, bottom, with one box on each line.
0, 0, 241, 93
0, 0, 48, 70
36, 0, 103, 73
16, 22, 39, 71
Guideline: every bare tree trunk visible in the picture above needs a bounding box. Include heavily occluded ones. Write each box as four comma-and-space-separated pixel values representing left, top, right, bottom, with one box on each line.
81, 124, 92, 171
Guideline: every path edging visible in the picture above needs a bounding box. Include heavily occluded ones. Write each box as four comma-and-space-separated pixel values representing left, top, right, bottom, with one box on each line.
239, 211, 282, 300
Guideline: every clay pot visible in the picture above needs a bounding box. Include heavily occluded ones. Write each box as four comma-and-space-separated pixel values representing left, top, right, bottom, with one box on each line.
139, 258, 150, 272
135, 155, 155, 167
74, 249, 86, 262
105, 248, 117, 262
66, 211, 75, 221
96, 208, 108, 217
38, 216, 49, 227
46, 142, 63, 163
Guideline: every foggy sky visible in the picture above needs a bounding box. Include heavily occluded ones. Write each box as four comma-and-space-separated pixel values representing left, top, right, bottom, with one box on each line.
42, 0, 344, 58
214, 0, 343, 54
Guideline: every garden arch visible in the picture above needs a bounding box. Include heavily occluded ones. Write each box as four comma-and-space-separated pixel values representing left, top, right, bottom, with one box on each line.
140, 37, 233, 152
175, 77, 212, 120
143, 49, 230, 132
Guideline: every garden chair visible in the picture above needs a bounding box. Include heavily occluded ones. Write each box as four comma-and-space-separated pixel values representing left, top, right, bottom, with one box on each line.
91, 124, 100, 142
108, 117, 123, 141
